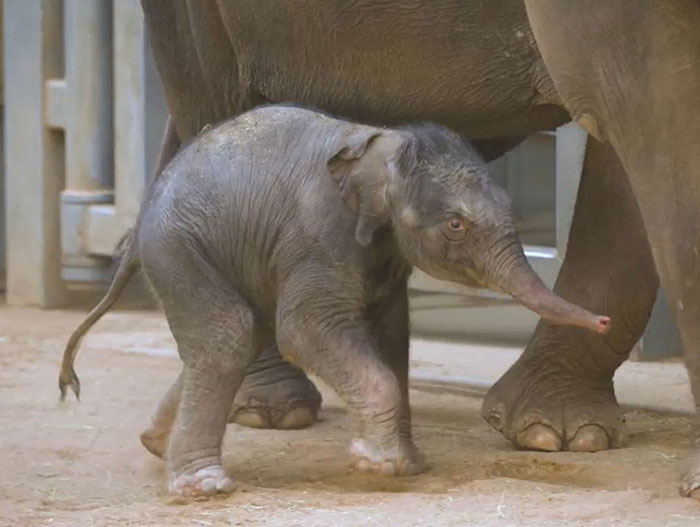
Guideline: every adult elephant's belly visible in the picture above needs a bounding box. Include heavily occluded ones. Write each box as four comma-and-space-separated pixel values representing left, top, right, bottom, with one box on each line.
228, 0, 570, 138
145, 0, 570, 142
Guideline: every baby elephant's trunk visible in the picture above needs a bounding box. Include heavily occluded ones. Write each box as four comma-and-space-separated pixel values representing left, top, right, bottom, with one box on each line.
487, 235, 611, 335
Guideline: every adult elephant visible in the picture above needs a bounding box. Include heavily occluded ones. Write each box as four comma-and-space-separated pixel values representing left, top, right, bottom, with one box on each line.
140, 0, 700, 497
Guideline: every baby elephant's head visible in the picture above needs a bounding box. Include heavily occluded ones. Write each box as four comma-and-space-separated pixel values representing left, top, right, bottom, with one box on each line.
328, 122, 610, 334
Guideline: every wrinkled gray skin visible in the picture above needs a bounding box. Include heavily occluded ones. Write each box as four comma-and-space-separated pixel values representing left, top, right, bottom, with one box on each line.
524, 0, 700, 499
59, 106, 608, 496
139, 0, 700, 498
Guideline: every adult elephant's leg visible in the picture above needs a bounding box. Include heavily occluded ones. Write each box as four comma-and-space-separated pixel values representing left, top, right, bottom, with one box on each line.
152, 116, 180, 177
525, 0, 700, 498
482, 138, 658, 452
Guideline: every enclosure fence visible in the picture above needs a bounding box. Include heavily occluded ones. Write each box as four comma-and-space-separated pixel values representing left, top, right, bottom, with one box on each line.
4, 0, 166, 306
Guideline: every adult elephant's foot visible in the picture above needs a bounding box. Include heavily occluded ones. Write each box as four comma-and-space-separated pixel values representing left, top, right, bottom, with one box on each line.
480, 139, 657, 453
228, 345, 322, 430
481, 343, 626, 452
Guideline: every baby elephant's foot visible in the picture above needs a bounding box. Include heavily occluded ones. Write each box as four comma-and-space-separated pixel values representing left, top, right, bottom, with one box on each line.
350, 438, 425, 476
168, 465, 237, 497
140, 424, 170, 459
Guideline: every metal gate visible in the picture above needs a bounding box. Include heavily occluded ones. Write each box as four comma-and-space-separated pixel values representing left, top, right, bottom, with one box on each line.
3, 0, 166, 306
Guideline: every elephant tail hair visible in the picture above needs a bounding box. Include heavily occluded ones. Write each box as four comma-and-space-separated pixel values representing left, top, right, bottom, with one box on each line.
58, 244, 140, 402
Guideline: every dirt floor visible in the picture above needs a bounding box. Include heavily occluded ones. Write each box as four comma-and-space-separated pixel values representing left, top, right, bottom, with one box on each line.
1, 304, 700, 527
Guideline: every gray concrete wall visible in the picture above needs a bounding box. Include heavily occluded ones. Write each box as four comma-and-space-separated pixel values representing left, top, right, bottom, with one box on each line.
1, 105, 5, 287
1, 0, 5, 286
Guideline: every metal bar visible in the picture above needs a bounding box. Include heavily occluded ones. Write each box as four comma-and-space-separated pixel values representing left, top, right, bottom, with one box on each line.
3, 0, 65, 306
84, 204, 131, 257
639, 292, 684, 359
0, 0, 4, 285
80, 5, 168, 259
113, 0, 145, 218
60, 0, 114, 278
63, 0, 113, 195
0, 0, 3, 105
45, 78, 67, 130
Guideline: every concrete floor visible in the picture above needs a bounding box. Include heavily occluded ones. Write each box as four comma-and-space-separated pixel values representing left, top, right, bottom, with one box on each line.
2, 304, 699, 526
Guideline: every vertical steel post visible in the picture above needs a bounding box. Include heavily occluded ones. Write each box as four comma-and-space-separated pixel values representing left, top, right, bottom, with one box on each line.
3, 0, 65, 306
113, 0, 146, 217
82, 0, 167, 257
0, 1, 4, 289
61, 0, 113, 272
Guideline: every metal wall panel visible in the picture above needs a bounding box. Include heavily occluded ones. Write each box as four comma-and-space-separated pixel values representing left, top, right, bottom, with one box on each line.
3, 0, 65, 306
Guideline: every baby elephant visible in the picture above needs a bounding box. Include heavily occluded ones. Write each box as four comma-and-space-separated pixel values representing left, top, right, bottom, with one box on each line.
59, 105, 610, 497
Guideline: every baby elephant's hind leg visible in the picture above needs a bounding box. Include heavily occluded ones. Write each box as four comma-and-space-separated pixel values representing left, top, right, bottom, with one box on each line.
142, 251, 260, 497
141, 371, 183, 458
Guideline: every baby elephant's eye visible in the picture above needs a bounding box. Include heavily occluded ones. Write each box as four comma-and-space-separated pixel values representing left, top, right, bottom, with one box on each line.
442, 217, 467, 241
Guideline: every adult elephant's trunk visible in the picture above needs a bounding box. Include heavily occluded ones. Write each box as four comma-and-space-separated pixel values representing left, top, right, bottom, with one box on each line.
486, 234, 611, 335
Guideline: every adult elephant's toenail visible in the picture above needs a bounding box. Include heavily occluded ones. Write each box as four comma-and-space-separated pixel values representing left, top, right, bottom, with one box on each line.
230, 409, 271, 429
276, 407, 315, 429
483, 404, 505, 431
516, 423, 562, 451
568, 424, 610, 452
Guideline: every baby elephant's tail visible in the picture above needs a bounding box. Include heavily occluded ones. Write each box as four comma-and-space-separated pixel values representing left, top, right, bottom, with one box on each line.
58, 238, 140, 401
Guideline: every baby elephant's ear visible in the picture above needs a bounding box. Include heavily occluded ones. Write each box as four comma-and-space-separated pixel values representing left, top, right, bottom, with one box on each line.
328, 128, 407, 247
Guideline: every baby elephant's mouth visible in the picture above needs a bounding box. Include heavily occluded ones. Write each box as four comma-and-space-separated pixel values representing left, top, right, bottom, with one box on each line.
458, 268, 490, 290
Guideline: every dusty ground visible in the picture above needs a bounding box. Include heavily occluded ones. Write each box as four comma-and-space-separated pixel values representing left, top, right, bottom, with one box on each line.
1, 304, 700, 527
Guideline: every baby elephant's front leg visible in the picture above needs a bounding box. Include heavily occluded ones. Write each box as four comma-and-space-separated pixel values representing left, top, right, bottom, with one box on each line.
278, 305, 423, 476
347, 360, 424, 477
